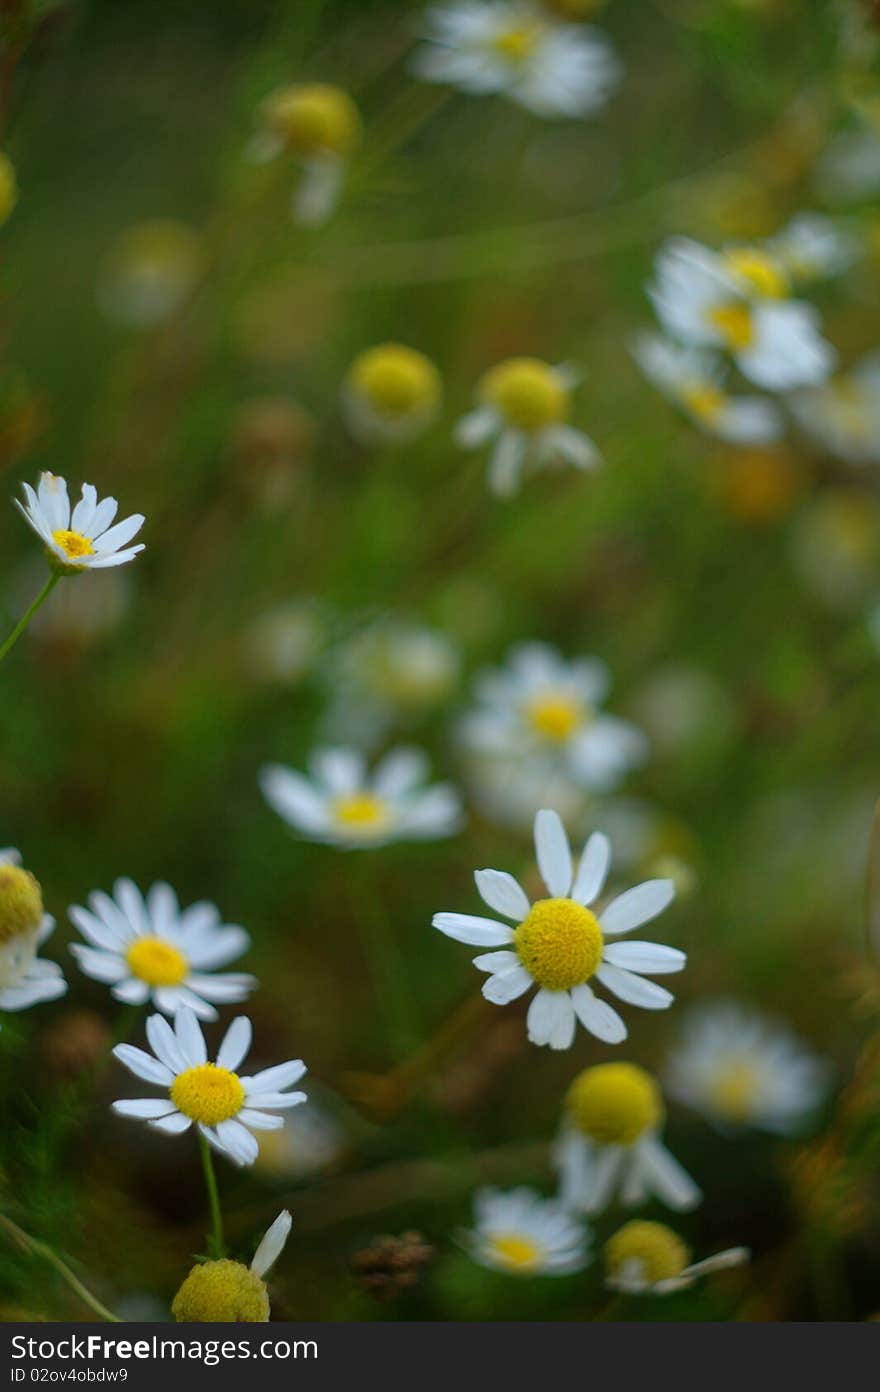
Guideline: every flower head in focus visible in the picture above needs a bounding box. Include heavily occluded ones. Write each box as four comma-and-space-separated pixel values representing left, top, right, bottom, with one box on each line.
462, 1187, 591, 1275
172, 1210, 292, 1322
251, 84, 360, 227
790, 352, 880, 464
16, 474, 145, 574
604, 1221, 747, 1295
343, 344, 443, 445
0, 849, 67, 1012
632, 332, 782, 444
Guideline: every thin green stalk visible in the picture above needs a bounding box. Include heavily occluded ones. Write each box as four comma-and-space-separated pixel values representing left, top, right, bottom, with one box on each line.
0, 1213, 121, 1322
199, 1132, 225, 1258
0, 571, 61, 663
350, 857, 420, 1061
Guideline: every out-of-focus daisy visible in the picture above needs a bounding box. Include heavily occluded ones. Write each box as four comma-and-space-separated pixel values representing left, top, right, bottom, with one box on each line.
461, 1187, 590, 1275
632, 333, 782, 443
457, 358, 600, 496
69, 879, 256, 1021
464, 750, 590, 836
413, 2, 620, 119
112, 1007, 307, 1167
243, 600, 323, 687
16, 474, 145, 574
0, 152, 17, 225
814, 126, 880, 204
461, 642, 646, 792
254, 1098, 346, 1181
649, 237, 835, 391
665, 1002, 830, 1134
260, 746, 462, 848
342, 344, 443, 445
554, 1062, 700, 1214
97, 220, 202, 328
768, 213, 858, 284
0, 850, 67, 1012
172, 1210, 292, 1322
324, 618, 460, 746
250, 84, 360, 226
432, 809, 683, 1049
790, 353, 880, 464
790, 489, 880, 611
604, 1221, 748, 1296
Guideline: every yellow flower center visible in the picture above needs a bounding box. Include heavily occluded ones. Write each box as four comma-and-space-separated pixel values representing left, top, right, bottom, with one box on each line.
263, 84, 360, 157
681, 381, 726, 424
524, 691, 585, 742
604, 1221, 691, 1286
332, 792, 391, 832
722, 247, 789, 299
171, 1260, 269, 1323
708, 1059, 762, 1122
170, 1064, 245, 1126
709, 303, 755, 351
350, 344, 441, 418
481, 358, 569, 432
566, 1063, 664, 1145
126, 936, 188, 987
487, 1233, 543, 1273
0, 866, 44, 944
514, 898, 603, 992
51, 529, 95, 566
493, 25, 542, 62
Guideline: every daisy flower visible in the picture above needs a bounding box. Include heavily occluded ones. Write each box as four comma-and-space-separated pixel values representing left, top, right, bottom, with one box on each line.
456, 358, 601, 496
604, 1221, 748, 1296
412, 2, 621, 119
112, 1007, 307, 1167
15, 473, 145, 573
249, 84, 360, 227
790, 352, 880, 465
97, 220, 203, 329
172, 1210, 292, 1322
632, 332, 782, 444
432, 808, 684, 1049
260, 746, 462, 848
0, 849, 67, 1012
462, 1187, 590, 1275
648, 237, 835, 392
664, 1001, 831, 1134
323, 618, 460, 747
68, 879, 256, 1021
342, 344, 443, 445
554, 1062, 700, 1214
768, 213, 858, 285
460, 642, 646, 793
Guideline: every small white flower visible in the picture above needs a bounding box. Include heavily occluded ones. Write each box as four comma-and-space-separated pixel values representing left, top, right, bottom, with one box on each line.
432, 808, 684, 1049
112, 1006, 307, 1167
342, 344, 443, 445
790, 352, 880, 464
462, 1187, 590, 1275
604, 1220, 748, 1296
69, 879, 256, 1021
664, 1001, 831, 1134
16, 474, 145, 573
323, 619, 460, 746
260, 746, 462, 848
464, 750, 591, 835
0, 849, 67, 1012
649, 237, 835, 392
457, 358, 601, 496
632, 332, 782, 443
554, 1062, 700, 1215
254, 1097, 346, 1181
768, 213, 859, 285
460, 642, 646, 793
412, 1, 621, 119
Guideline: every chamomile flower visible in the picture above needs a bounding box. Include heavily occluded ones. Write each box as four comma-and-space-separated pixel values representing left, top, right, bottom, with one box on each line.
0, 850, 67, 1012
632, 333, 783, 444
0, 152, 17, 225
554, 1063, 700, 1214
462, 1187, 590, 1275
664, 1002, 830, 1134
260, 746, 462, 848
460, 642, 646, 793
457, 358, 601, 496
172, 1210, 292, 1322
432, 809, 684, 1050
112, 1007, 307, 1167
69, 879, 256, 1021
250, 84, 360, 226
98, 220, 202, 329
768, 214, 858, 285
15, 474, 145, 574
790, 352, 880, 464
649, 237, 835, 392
604, 1221, 748, 1296
413, 2, 621, 119
324, 619, 460, 746
342, 344, 443, 445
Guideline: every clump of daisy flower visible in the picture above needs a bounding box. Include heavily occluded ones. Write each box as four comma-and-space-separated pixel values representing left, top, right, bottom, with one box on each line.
664, 1001, 831, 1134
790, 352, 880, 465
604, 1221, 748, 1296
456, 358, 601, 496
97, 220, 202, 329
250, 83, 361, 226
342, 344, 443, 445
632, 332, 783, 444
112, 1007, 307, 1167
432, 809, 684, 1049
412, 2, 621, 120
69, 879, 256, 1020
172, 1211, 291, 1322
260, 746, 462, 848
555, 1062, 701, 1214
461, 1187, 590, 1275
0, 152, 17, 225
0, 850, 67, 1012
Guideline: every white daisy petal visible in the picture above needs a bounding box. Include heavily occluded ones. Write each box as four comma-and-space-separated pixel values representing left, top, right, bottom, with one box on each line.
637, 1135, 702, 1211
595, 962, 674, 1010
431, 912, 513, 946
250, 1211, 292, 1278
534, 809, 573, 897
112, 1045, 174, 1087
571, 832, 611, 907
112, 1098, 176, 1119
174, 1006, 208, 1066
526, 989, 572, 1049
149, 1111, 192, 1135
474, 869, 531, 921
570, 983, 627, 1043
599, 880, 675, 936
481, 964, 533, 1005
602, 941, 686, 974
216, 1016, 252, 1072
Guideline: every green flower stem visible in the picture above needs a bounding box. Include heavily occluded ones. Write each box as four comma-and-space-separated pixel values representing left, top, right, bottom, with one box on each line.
351, 857, 420, 1062
0, 1212, 121, 1322
0, 571, 61, 663
199, 1132, 225, 1258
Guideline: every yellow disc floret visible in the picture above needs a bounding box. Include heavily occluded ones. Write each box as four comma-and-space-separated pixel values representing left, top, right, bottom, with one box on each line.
350, 344, 441, 419
170, 1064, 245, 1126
0, 152, 17, 226
0, 865, 44, 944
51, 530, 95, 568
723, 247, 789, 299
126, 937, 188, 988
681, 381, 726, 425
566, 1063, 664, 1145
524, 692, 584, 742
332, 792, 391, 832
708, 1059, 761, 1123
709, 303, 755, 351
262, 84, 361, 157
172, 1260, 269, 1323
493, 24, 543, 63
604, 1221, 690, 1286
487, 1234, 543, 1273
514, 898, 603, 992
480, 358, 569, 432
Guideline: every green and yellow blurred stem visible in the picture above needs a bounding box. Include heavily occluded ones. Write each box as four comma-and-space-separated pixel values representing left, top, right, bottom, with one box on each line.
199, 1131, 225, 1258
0, 572, 61, 663
0, 1213, 121, 1322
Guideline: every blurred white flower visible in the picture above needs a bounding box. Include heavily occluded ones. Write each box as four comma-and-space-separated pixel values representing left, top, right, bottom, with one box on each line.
243, 601, 323, 686
633, 332, 782, 443
98, 220, 202, 328
462, 1187, 590, 1275
768, 213, 859, 284
814, 126, 880, 203
464, 749, 591, 835
790, 352, 880, 464
604, 1220, 747, 1296
0, 850, 67, 1012
254, 1097, 346, 1181
342, 344, 442, 445
323, 619, 460, 746
16, 474, 145, 574
250, 84, 360, 227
